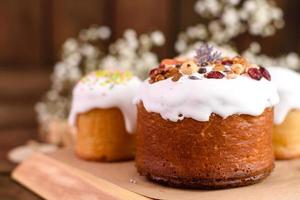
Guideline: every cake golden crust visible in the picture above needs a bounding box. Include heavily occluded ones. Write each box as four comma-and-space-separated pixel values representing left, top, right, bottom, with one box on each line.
136, 103, 274, 189
75, 108, 135, 162
273, 109, 300, 160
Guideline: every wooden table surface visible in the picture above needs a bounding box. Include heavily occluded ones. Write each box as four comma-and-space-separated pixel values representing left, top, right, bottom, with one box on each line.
0, 69, 50, 199
0, 129, 42, 200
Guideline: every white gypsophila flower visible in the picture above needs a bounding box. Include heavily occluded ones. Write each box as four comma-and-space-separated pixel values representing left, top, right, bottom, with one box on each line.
222, 7, 239, 27
286, 53, 300, 69
186, 26, 203, 39
186, 0, 285, 47
52, 59, 81, 87
80, 44, 98, 57
175, 40, 187, 53
242, 47, 300, 70
239, 9, 249, 20
271, 7, 283, 20
141, 52, 157, 66
243, 0, 257, 13
99, 55, 119, 70
89, 26, 102, 41
264, 26, 276, 36
274, 19, 285, 29
194, 0, 206, 16
195, 24, 208, 39
64, 52, 81, 67
119, 58, 133, 70
126, 36, 139, 50
208, 20, 222, 33
249, 42, 261, 54
124, 29, 137, 41
79, 25, 111, 41
62, 38, 79, 56
120, 48, 136, 59
225, 0, 240, 6
194, 0, 221, 17
97, 26, 111, 39
150, 31, 165, 46
139, 34, 152, 50
79, 26, 99, 41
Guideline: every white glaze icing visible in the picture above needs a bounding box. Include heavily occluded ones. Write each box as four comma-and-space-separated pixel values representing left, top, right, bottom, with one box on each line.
268, 67, 300, 125
69, 71, 141, 133
134, 71, 279, 122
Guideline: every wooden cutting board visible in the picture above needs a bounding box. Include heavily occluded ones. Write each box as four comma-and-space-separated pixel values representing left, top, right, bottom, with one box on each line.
12, 149, 300, 200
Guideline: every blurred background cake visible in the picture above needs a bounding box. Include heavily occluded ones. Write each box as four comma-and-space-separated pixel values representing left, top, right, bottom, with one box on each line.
69, 70, 141, 161
269, 67, 300, 160
135, 45, 279, 189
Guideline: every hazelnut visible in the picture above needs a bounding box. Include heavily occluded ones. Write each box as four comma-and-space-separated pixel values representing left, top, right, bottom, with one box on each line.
180, 61, 199, 75
155, 74, 165, 82
214, 64, 225, 71
226, 71, 237, 79
171, 73, 182, 81
231, 63, 245, 75
168, 67, 179, 75
233, 56, 248, 65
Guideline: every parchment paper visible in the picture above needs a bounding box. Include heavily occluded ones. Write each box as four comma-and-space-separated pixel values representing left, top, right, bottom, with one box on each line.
49, 149, 300, 200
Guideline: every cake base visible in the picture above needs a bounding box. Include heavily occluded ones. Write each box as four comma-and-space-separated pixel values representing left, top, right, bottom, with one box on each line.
136, 103, 274, 189
273, 110, 300, 160
138, 166, 274, 189
76, 107, 135, 162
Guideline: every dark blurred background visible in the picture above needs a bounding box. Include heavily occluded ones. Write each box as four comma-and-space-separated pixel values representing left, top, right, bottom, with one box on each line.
0, 0, 300, 167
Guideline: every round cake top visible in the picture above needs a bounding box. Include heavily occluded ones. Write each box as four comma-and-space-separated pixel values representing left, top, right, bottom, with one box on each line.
135, 45, 279, 122
149, 45, 271, 84
78, 70, 134, 89
268, 67, 300, 124
69, 70, 141, 133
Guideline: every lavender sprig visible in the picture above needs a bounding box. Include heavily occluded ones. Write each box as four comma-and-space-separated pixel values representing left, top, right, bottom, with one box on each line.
194, 44, 222, 65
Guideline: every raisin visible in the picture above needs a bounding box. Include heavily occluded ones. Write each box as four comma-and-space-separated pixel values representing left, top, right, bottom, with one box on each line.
175, 64, 182, 68
201, 62, 208, 67
221, 60, 233, 65
198, 68, 207, 74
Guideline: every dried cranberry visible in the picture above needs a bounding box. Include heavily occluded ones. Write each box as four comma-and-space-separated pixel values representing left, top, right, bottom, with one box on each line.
198, 67, 207, 74
159, 64, 165, 68
259, 66, 271, 81
248, 68, 262, 80
149, 68, 157, 76
221, 60, 233, 65
205, 71, 225, 79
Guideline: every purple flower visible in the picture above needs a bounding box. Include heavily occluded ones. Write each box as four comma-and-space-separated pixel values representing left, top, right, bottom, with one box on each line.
194, 44, 222, 65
